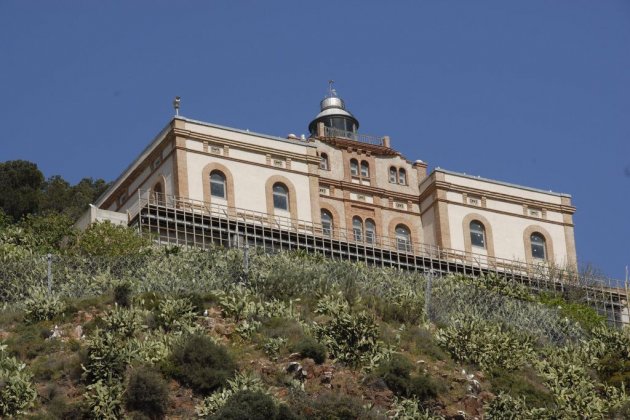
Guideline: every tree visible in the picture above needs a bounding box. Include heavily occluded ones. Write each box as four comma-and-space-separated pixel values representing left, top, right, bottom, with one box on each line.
0, 160, 44, 221
74, 221, 151, 257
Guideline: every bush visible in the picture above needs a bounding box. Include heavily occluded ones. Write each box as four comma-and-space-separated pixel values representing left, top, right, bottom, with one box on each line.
165, 334, 237, 395
81, 329, 128, 383
291, 391, 373, 420
23, 287, 66, 323
0, 344, 38, 417
211, 390, 278, 420
436, 316, 533, 371
84, 380, 124, 419
314, 294, 386, 368
489, 367, 554, 409
154, 297, 197, 332
374, 354, 438, 401
375, 354, 414, 396
292, 336, 327, 364
114, 281, 133, 307
125, 367, 169, 419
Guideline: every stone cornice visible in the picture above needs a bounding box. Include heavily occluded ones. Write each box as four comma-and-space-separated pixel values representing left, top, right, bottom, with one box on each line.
174, 127, 319, 165
420, 179, 576, 215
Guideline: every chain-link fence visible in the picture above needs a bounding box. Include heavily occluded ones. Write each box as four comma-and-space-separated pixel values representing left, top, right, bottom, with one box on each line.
0, 247, 603, 344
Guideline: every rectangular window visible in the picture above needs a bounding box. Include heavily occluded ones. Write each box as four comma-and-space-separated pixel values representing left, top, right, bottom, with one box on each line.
273, 195, 288, 210
470, 232, 485, 248
210, 183, 224, 198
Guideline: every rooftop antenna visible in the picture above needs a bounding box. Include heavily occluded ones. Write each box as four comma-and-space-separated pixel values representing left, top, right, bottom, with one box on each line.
328, 80, 337, 97
173, 96, 181, 116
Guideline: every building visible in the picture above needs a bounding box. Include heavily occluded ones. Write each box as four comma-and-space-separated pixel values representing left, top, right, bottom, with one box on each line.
83, 87, 578, 272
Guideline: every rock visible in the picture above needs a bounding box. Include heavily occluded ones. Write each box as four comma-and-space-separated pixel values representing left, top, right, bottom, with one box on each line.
49, 325, 62, 340
321, 369, 333, 385
73, 325, 83, 340
286, 362, 301, 373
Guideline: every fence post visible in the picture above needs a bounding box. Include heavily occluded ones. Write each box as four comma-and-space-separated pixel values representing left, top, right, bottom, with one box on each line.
47, 253, 53, 295
243, 243, 249, 284
425, 270, 433, 321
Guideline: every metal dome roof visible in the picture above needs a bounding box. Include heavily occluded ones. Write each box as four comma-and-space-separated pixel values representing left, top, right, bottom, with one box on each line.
308, 82, 360, 134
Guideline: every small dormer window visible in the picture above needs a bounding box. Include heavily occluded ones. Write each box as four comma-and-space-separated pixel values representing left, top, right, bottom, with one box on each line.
320, 153, 329, 171
398, 168, 406, 185
360, 161, 369, 177
350, 159, 359, 176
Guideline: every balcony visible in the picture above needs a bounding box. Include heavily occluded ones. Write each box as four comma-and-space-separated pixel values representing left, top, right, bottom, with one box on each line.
323, 126, 387, 147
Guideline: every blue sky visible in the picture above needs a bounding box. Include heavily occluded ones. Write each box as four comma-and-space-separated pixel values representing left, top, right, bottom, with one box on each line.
1, 1, 629, 278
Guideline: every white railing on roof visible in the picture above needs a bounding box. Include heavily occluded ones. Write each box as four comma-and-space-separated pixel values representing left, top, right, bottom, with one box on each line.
323, 126, 386, 146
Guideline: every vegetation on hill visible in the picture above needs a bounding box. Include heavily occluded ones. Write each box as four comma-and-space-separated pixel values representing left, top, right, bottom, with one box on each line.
0, 215, 629, 418
0, 162, 628, 418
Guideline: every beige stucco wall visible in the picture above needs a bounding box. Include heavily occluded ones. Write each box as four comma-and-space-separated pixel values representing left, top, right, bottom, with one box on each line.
447, 203, 569, 265
185, 121, 309, 156
421, 207, 437, 246
442, 173, 565, 205
185, 153, 314, 222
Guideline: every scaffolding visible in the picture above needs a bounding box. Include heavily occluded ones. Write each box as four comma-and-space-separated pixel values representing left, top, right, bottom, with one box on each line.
129, 190, 630, 327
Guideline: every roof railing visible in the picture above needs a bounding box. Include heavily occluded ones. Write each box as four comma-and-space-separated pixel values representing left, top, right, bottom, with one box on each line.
323, 126, 386, 146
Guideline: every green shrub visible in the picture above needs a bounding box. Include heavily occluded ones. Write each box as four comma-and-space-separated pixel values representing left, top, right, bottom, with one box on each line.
292, 336, 327, 364
81, 329, 128, 383
375, 354, 414, 396
539, 294, 605, 331
185, 292, 206, 315
399, 326, 448, 361
23, 286, 66, 323
195, 371, 269, 416
102, 306, 143, 338
154, 297, 197, 332
0, 343, 37, 417
598, 352, 630, 389
125, 366, 169, 419
210, 390, 278, 420
291, 391, 373, 420
374, 354, 438, 401
165, 334, 237, 395
408, 374, 439, 402
114, 281, 133, 307
84, 379, 124, 419
436, 316, 533, 371
314, 294, 387, 368
489, 367, 554, 409
263, 337, 287, 361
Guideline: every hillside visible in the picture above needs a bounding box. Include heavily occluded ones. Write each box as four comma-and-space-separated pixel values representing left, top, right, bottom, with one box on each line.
1, 223, 630, 418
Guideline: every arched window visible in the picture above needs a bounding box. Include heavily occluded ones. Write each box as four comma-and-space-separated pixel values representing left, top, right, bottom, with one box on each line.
320, 153, 329, 171
531, 233, 546, 260
365, 219, 376, 244
469, 220, 486, 249
272, 183, 289, 211
350, 159, 359, 176
389, 167, 397, 183
360, 161, 369, 177
152, 182, 163, 204
398, 168, 406, 185
210, 171, 226, 199
352, 216, 363, 241
321, 210, 333, 237
395, 224, 411, 252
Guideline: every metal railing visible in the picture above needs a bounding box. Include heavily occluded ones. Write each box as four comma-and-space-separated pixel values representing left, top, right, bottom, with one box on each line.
322, 126, 386, 146
130, 190, 630, 327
